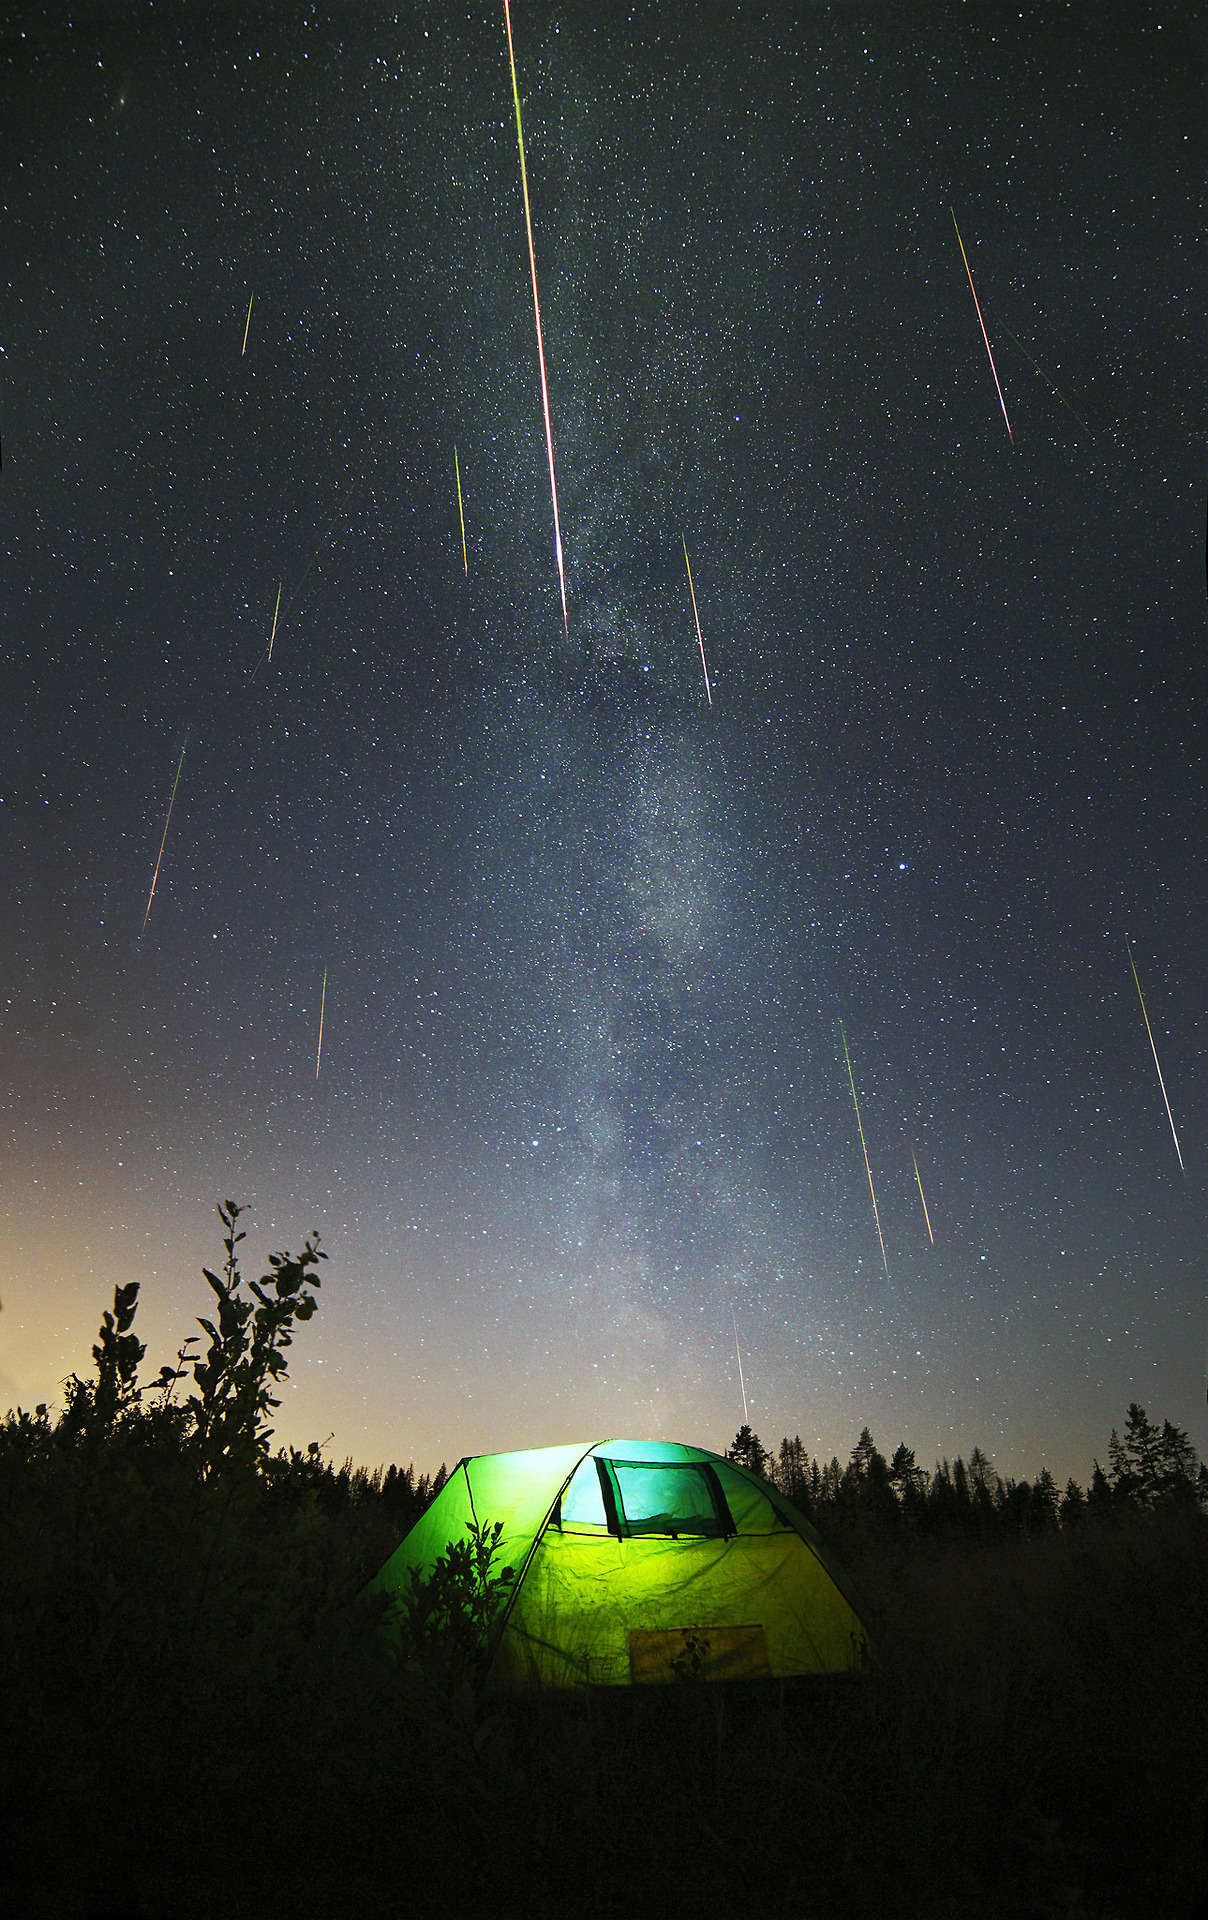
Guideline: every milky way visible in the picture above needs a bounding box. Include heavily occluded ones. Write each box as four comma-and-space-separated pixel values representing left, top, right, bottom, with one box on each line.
2, 5, 1204, 1485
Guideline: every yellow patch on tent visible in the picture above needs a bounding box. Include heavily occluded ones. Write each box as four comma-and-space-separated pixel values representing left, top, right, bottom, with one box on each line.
629, 1624, 770, 1685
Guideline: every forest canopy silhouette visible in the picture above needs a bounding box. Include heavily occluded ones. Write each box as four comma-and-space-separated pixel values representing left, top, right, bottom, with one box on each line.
3, 1207, 1206, 1919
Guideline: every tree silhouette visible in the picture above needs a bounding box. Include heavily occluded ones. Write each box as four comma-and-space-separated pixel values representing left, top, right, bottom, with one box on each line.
727, 1424, 770, 1476
1109, 1404, 1201, 1507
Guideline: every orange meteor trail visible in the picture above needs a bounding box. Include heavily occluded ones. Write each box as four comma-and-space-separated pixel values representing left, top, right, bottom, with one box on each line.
142, 739, 187, 930
315, 966, 327, 1080
912, 1151, 935, 1244
951, 209, 1013, 443
455, 446, 468, 575
840, 1022, 889, 1278
1126, 939, 1183, 1170
267, 581, 282, 661
504, 0, 568, 633
682, 537, 713, 706
241, 293, 253, 356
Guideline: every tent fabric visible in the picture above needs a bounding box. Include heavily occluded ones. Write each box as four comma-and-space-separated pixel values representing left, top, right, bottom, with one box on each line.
368, 1438, 871, 1690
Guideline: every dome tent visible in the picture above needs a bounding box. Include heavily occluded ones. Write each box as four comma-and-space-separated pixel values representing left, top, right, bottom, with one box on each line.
368, 1438, 871, 1689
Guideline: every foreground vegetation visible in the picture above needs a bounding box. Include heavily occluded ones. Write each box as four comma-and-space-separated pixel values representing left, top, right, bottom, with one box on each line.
3, 1209, 1207, 1919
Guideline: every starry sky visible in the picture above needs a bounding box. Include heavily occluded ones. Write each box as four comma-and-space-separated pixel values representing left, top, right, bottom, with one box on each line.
2, 2, 1205, 1487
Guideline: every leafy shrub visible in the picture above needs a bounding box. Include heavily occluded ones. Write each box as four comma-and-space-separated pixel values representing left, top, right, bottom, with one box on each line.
4, 1223, 1207, 1917
398, 1518, 516, 1681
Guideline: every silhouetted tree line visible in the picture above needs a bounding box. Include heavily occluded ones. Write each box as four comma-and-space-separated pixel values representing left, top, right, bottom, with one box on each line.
4, 1210, 1208, 1918
725, 1407, 1208, 1539
263, 1440, 448, 1536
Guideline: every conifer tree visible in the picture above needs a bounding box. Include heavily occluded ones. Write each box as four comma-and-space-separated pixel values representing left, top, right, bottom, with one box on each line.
1059, 1478, 1086, 1526
889, 1442, 928, 1522
1108, 1404, 1201, 1507
727, 1425, 770, 1476
1027, 1467, 1060, 1531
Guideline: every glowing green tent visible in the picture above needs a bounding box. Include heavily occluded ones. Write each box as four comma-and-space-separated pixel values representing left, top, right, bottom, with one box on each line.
369, 1439, 871, 1689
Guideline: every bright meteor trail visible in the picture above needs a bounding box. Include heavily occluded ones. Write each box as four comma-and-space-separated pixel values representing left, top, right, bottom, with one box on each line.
455, 447, 468, 575
840, 1022, 889, 1278
504, 0, 568, 634
1126, 939, 1184, 1170
912, 1151, 935, 1244
951, 209, 1013, 444
316, 966, 327, 1080
731, 1307, 749, 1425
682, 537, 713, 706
142, 739, 187, 931
267, 582, 282, 661
241, 293, 253, 356
1002, 325, 1091, 435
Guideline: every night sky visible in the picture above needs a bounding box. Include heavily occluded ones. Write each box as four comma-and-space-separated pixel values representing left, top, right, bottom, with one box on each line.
3, 2, 1205, 1487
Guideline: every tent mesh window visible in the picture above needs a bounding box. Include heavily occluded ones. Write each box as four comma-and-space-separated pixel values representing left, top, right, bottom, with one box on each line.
602, 1460, 735, 1539
555, 1456, 612, 1534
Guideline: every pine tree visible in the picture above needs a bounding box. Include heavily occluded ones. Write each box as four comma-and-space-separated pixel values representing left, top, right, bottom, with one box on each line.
840, 1429, 898, 1526
996, 1477, 1032, 1531
774, 1436, 811, 1513
1108, 1405, 1201, 1508
951, 1456, 975, 1527
1086, 1460, 1114, 1514
1027, 1467, 1059, 1531
1155, 1419, 1200, 1498
1059, 1478, 1086, 1526
967, 1447, 1000, 1529
727, 1424, 770, 1476
889, 1442, 928, 1522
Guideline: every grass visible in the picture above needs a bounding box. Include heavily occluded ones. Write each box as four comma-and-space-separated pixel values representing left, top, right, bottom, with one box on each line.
5, 1495, 1205, 1919
5, 1251, 1203, 1919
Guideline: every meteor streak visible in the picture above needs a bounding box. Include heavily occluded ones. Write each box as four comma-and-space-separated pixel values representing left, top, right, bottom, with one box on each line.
951, 209, 1013, 443
912, 1151, 935, 1244
241, 292, 254, 356
267, 581, 282, 661
731, 1307, 749, 1425
316, 967, 327, 1080
840, 1022, 889, 1278
682, 537, 713, 706
1126, 939, 1183, 1170
1001, 325, 1090, 434
142, 739, 187, 930
455, 446, 468, 575
504, 0, 568, 633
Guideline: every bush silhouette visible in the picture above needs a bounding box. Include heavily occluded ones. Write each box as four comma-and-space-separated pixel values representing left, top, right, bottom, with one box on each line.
3, 1214, 1207, 1918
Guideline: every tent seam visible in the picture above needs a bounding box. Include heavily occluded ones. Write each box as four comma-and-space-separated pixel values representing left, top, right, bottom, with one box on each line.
485, 1438, 607, 1676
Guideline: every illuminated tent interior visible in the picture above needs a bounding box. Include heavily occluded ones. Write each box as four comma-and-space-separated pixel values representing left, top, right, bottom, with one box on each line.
369, 1439, 872, 1688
